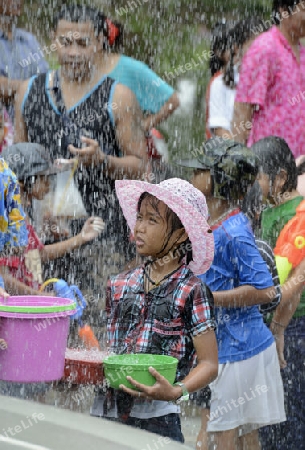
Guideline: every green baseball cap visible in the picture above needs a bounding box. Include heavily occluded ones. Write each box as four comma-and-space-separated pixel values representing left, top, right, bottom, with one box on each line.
176, 137, 258, 200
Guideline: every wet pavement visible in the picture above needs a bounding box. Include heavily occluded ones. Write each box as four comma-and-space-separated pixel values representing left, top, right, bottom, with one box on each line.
0, 395, 194, 450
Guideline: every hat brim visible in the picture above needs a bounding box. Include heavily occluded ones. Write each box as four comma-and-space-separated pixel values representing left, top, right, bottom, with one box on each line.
176, 156, 215, 170
115, 180, 214, 275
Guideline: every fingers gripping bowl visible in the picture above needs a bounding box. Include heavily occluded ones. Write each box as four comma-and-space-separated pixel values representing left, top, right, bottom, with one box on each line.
103, 354, 178, 390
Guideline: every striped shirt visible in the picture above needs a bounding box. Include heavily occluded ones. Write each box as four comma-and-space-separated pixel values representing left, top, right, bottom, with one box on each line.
256, 238, 281, 315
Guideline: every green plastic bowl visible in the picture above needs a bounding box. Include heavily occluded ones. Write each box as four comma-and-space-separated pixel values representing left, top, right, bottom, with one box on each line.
103, 354, 178, 390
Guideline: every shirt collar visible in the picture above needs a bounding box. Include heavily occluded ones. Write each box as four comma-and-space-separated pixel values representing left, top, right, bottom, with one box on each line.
0, 27, 26, 41
272, 25, 300, 55
129, 263, 190, 297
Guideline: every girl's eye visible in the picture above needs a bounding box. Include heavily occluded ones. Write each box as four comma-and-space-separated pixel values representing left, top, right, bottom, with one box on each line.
136, 214, 142, 221
149, 217, 157, 223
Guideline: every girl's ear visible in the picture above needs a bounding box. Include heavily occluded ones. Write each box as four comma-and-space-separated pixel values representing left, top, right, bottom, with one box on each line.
274, 169, 288, 197
176, 228, 188, 244
277, 169, 288, 187
97, 33, 105, 51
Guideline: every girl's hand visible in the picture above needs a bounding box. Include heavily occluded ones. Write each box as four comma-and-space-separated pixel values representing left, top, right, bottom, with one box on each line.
119, 367, 182, 402
0, 287, 9, 300
0, 338, 7, 350
80, 217, 105, 243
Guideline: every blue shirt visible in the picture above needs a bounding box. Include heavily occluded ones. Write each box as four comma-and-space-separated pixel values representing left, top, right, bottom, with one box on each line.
0, 28, 49, 79
200, 212, 274, 364
108, 55, 174, 113
0, 28, 49, 118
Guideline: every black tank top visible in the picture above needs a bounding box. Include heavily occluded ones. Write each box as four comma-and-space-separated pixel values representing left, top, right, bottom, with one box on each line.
23, 72, 129, 253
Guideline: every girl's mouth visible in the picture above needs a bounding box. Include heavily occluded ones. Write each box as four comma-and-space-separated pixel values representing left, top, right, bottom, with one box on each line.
135, 238, 145, 246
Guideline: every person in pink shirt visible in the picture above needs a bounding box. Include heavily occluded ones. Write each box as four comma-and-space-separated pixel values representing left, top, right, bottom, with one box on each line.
232, 0, 305, 159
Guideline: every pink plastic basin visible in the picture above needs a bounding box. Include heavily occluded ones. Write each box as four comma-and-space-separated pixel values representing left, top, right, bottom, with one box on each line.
0, 296, 76, 382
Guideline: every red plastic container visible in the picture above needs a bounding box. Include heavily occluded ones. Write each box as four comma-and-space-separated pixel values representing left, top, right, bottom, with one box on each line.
63, 348, 107, 385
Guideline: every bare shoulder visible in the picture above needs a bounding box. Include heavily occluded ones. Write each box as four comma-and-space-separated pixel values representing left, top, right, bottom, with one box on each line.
112, 82, 138, 108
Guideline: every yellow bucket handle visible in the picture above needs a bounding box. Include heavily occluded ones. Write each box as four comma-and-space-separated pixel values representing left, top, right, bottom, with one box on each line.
39, 278, 60, 292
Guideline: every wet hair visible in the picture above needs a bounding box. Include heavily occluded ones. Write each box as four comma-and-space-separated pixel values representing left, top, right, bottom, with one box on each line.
297, 158, 305, 175
137, 192, 193, 264
53, 4, 123, 50
252, 136, 298, 194
224, 18, 268, 88
241, 181, 263, 234
209, 22, 234, 76
272, 0, 303, 24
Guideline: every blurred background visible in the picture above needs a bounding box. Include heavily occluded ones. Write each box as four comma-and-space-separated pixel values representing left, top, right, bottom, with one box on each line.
21, 0, 271, 161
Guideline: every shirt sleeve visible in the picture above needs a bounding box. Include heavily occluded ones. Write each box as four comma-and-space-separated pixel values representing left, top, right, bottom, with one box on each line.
0, 161, 28, 253
184, 281, 216, 336
25, 32, 49, 74
208, 76, 232, 131
256, 239, 281, 313
235, 36, 274, 107
124, 59, 174, 113
231, 235, 274, 289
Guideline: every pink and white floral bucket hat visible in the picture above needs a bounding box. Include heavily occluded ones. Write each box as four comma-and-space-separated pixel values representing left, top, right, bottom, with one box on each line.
115, 178, 214, 275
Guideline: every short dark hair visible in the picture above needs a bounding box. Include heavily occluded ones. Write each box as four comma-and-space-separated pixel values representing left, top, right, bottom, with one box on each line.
251, 136, 298, 193
53, 4, 123, 49
272, 0, 304, 24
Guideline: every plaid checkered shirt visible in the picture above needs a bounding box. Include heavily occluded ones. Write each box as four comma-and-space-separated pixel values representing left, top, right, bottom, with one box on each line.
106, 264, 215, 380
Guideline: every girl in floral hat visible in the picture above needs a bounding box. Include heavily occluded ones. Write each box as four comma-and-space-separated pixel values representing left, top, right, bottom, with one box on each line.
92, 178, 218, 443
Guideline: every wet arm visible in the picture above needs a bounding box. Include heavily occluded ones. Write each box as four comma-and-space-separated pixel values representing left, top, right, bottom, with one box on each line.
109, 84, 148, 178
213, 285, 276, 308
13, 79, 30, 143
177, 330, 218, 396
0, 267, 41, 296
40, 235, 85, 262
270, 258, 305, 330
232, 102, 253, 144
143, 92, 180, 132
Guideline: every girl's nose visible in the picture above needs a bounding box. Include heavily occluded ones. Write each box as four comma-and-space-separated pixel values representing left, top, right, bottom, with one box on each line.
135, 220, 146, 234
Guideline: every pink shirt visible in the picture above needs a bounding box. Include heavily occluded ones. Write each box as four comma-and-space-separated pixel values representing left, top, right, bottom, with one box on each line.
235, 26, 305, 158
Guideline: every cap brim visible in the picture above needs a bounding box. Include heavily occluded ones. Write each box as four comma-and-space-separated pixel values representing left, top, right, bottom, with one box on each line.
175, 158, 212, 170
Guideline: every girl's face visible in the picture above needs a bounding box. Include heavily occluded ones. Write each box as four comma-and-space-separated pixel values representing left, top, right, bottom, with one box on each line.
190, 170, 213, 198
257, 170, 287, 204
134, 196, 186, 258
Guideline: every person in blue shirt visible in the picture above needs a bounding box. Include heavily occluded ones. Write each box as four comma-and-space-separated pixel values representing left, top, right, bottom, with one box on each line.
177, 138, 285, 450
0, 0, 49, 116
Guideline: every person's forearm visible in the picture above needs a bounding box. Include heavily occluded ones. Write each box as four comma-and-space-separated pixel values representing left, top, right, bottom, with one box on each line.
181, 360, 218, 395
143, 93, 180, 131
40, 234, 84, 262
101, 154, 148, 179
0, 77, 20, 103
271, 263, 305, 328
213, 285, 276, 308
271, 293, 300, 331
231, 102, 253, 144
1, 273, 41, 296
